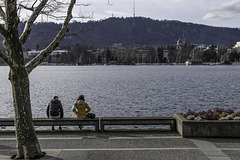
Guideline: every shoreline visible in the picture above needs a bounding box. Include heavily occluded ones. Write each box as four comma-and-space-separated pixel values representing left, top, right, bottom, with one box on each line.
0, 62, 240, 66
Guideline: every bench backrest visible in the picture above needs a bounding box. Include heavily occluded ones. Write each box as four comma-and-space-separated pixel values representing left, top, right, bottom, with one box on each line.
0, 118, 99, 126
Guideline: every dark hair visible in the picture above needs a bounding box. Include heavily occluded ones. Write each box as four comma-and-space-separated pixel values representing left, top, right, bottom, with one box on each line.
78, 95, 85, 101
53, 96, 58, 99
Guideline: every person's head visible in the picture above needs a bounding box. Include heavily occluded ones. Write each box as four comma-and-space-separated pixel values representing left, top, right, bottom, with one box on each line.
53, 96, 59, 100
78, 95, 85, 101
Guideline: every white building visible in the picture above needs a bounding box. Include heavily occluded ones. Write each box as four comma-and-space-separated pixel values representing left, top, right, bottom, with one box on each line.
24, 50, 40, 59
51, 50, 68, 56
24, 50, 68, 59
109, 43, 125, 51
233, 42, 240, 48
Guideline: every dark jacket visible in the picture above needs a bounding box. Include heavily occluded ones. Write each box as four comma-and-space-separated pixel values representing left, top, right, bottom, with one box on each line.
47, 99, 64, 118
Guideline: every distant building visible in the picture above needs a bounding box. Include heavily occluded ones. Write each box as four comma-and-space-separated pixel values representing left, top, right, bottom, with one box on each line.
92, 48, 105, 64
24, 50, 68, 59
92, 48, 105, 54
24, 50, 40, 59
233, 41, 240, 48
220, 49, 231, 62
108, 43, 126, 63
176, 34, 185, 50
109, 43, 125, 51
192, 43, 207, 49
137, 48, 149, 62
51, 50, 68, 56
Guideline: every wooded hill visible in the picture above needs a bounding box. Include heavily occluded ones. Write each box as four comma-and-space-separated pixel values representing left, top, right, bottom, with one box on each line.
15, 17, 240, 49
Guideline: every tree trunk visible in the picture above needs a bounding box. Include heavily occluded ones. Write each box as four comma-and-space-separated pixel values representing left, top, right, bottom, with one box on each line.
9, 67, 44, 159
0, 0, 76, 158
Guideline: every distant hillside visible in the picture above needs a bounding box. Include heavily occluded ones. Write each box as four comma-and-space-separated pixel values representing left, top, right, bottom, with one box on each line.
16, 17, 240, 49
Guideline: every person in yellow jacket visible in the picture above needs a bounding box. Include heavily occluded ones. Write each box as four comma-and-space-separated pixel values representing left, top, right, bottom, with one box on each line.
75, 95, 91, 119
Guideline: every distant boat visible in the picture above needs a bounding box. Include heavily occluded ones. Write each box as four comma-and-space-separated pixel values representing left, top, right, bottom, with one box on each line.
185, 59, 202, 65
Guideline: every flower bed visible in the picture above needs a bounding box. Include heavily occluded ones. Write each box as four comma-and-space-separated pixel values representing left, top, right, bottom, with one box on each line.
183, 108, 240, 120
174, 109, 240, 138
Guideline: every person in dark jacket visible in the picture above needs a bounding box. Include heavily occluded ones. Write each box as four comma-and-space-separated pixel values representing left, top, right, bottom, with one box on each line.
47, 96, 64, 130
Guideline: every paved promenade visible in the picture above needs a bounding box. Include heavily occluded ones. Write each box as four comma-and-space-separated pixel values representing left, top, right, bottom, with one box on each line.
0, 131, 240, 160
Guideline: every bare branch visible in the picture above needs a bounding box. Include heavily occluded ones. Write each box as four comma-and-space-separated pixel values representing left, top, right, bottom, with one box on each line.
19, 4, 34, 12
107, 0, 114, 6
19, 0, 48, 45
0, 6, 5, 21
40, 0, 66, 16
65, 23, 94, 42
0, 24, 9, 38
18, 0, 38, 12
45, 10, 93, 21
26, 0, 76, 74
0, 50, 18, 69
31, 0, 38, 9
76, 9, 93, 19
39, 1, 91, 22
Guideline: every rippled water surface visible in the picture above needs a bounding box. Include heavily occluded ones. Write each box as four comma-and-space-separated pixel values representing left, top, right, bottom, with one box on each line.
0, 65, 240, 118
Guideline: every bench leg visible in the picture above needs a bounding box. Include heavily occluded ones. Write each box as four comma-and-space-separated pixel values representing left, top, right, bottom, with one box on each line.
170, 123, 176, 131
95, 123, 99, 132
100, 123, 104, 132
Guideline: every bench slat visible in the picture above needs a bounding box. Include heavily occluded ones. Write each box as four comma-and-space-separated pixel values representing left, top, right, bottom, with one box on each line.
0, 118, 99, 132
100, 117, 176, 132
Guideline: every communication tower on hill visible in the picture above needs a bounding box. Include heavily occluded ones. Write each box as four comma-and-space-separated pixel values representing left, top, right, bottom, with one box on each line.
133, 0, 136, 17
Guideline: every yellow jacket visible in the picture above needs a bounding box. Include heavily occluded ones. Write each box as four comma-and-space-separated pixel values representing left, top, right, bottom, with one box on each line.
76, 100, 91, 118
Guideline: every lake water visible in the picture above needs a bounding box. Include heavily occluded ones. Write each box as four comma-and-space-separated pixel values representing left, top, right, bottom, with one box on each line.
0, 65, 240, 119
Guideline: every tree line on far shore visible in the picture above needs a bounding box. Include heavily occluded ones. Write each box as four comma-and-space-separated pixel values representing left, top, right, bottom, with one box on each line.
18, 43, 239, 65
1, 43, 239, 65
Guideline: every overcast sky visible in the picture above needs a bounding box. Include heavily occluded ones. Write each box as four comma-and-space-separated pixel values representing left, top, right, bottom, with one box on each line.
77, 0, 240, 28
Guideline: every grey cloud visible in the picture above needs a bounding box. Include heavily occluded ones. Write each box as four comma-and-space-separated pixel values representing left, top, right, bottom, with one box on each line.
203, 13, 234, 21
202, 0, 240, 20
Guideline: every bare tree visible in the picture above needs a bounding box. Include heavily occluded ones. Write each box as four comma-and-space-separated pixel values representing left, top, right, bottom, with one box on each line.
0, 0, 77, 159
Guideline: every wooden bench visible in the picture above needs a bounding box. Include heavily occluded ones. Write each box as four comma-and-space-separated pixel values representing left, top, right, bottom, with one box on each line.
100, 117, 176, 132
0, 118, 99, 132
